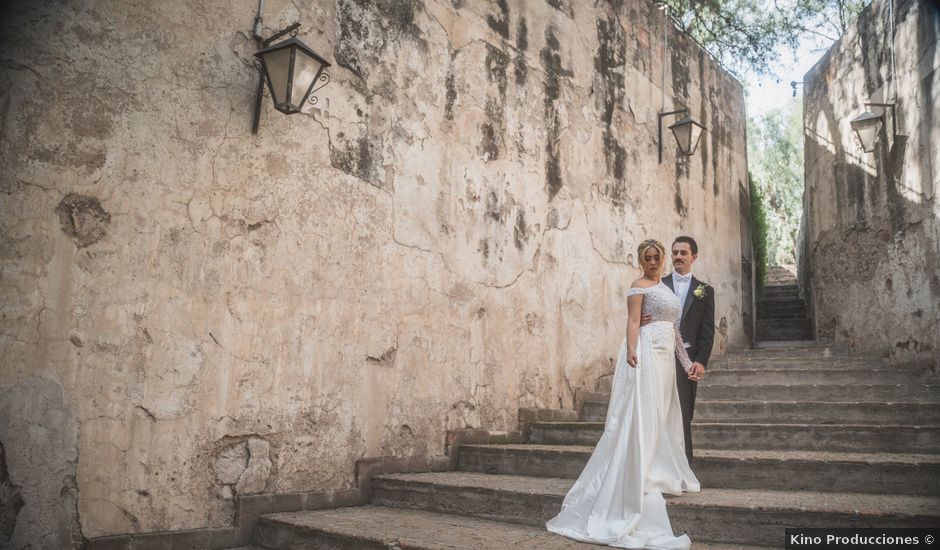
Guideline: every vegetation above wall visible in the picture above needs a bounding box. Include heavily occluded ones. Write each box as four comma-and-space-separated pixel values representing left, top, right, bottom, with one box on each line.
748, 172, 769, 297
747, 99, 805, 266
660, 0, 866, 77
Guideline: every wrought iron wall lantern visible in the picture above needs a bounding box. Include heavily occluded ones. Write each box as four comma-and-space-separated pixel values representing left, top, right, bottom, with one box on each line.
658, 109, 706, 163
251, 14, 331, 134
850, 102, 896, 153
849, 0, 903, 156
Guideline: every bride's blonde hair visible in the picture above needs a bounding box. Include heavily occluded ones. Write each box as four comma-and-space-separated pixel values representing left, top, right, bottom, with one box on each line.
637, 239, 666, 276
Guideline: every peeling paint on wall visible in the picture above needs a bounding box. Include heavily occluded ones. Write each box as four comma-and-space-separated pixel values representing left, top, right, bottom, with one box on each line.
540, 26, 569, 201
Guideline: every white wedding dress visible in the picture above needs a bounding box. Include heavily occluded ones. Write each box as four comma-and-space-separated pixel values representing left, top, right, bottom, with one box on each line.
546, 282, 700, 549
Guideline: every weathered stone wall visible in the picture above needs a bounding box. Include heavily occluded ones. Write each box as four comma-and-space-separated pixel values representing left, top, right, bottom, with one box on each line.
0, 0, 747, 545
801, 0, 939, 367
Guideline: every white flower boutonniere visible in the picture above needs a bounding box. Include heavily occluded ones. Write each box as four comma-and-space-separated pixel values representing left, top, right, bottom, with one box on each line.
693, 283, 707, 300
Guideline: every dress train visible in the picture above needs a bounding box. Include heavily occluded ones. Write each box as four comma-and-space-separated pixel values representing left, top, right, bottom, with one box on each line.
546, 321, 699, 549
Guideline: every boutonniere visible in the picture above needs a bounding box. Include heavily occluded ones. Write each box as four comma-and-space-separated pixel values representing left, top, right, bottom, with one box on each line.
693, 284, 707, 300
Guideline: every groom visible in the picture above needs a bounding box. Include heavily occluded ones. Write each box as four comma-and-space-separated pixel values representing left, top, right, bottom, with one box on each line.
660, 236, 715, 462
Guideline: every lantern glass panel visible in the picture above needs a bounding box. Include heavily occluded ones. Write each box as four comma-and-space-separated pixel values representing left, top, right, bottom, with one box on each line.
261, 46, 292, 107
850, 115, 882, 153
688, 123, 704, 154
671, 122, 692, 153
290, 49, 325, 109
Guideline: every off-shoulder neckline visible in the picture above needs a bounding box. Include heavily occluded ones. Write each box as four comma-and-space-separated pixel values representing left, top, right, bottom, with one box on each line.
628, 281, 666, 292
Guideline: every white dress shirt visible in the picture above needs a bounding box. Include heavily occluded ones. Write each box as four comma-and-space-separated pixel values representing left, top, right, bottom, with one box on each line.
673, 272, 693, 326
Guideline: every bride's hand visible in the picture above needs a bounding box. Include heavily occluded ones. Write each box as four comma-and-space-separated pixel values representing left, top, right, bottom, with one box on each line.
628, 351, 638, 368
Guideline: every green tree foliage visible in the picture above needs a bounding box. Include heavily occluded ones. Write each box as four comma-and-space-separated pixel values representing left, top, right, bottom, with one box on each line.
747, 99, 805, 265
748, 172, 769, 296
658, 0, 867, 77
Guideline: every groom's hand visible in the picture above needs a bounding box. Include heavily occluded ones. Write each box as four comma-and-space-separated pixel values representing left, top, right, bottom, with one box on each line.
688, 362, 705, 381
639, 314, 652, 326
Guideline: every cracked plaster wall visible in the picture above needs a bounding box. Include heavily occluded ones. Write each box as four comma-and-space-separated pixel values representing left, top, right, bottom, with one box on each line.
0, 0, 747, 544
801, 0, 939, 367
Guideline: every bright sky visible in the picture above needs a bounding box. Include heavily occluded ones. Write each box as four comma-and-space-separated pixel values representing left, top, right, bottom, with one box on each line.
743, 36, 838, 118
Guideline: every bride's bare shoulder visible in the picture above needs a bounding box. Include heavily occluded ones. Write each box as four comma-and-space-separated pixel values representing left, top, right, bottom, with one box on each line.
629, 278, 657, 289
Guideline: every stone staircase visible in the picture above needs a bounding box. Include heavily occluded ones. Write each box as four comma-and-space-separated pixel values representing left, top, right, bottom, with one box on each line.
247, 347, 940, 549
756, 267, 814, 343
755, 284, 813, 341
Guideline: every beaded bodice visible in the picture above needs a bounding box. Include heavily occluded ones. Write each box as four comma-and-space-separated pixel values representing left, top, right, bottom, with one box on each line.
626, 282, 682, 323
627, 282, 694, 373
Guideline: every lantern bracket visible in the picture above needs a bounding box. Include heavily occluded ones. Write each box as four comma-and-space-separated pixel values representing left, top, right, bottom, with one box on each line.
658, 109, 688, 164
790, 81, 803, 97
260, 22, 300, 47
308, 72, 331, 105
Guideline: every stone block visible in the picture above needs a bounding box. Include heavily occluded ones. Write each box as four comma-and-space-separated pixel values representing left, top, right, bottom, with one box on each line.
128, 532, 173, 550
86, 536, 130, 550
205, 527, 240, 549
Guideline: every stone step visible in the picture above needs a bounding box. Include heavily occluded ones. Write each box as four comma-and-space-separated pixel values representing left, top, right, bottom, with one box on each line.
580, 400, 940, 425
756, 306, 807, 316
756, 312, 806, 323
756, 322, 814, 340
756, 331, 816, 342
756, 328, 815, 341
582, 384, 940, 405
720, 347, 847, 358
762, 283, 799, 293
701, 383, 940, 402
693, 422, 940, 453
709, 356, 885, 369
766, 265, 797, 277
756, 296, 804, 306
758, 294, 803, 303
757, 296, 806, 311
757, 300, 806, 311
757, 310, 808, 323
752, 339, 818, 349
757, 303, 806, 313
757, 318, 813, 329
253, 505, 773, 549
756, 299, 806, 309
370, 472, 940, 547
591, 366, 917, 393
759, 295, 802, 304
527, 421, 940, 453
457, 444, 940, 496
702, 368, 923, 386
698, 400, 940, 424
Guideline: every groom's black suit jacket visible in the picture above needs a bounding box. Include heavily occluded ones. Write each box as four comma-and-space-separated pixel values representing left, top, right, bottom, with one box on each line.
663, 273, 715, 368
664, 272, 715, 461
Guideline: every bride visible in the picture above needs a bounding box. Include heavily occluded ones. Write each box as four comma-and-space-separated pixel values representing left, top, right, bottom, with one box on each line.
546, 239, 700, 549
